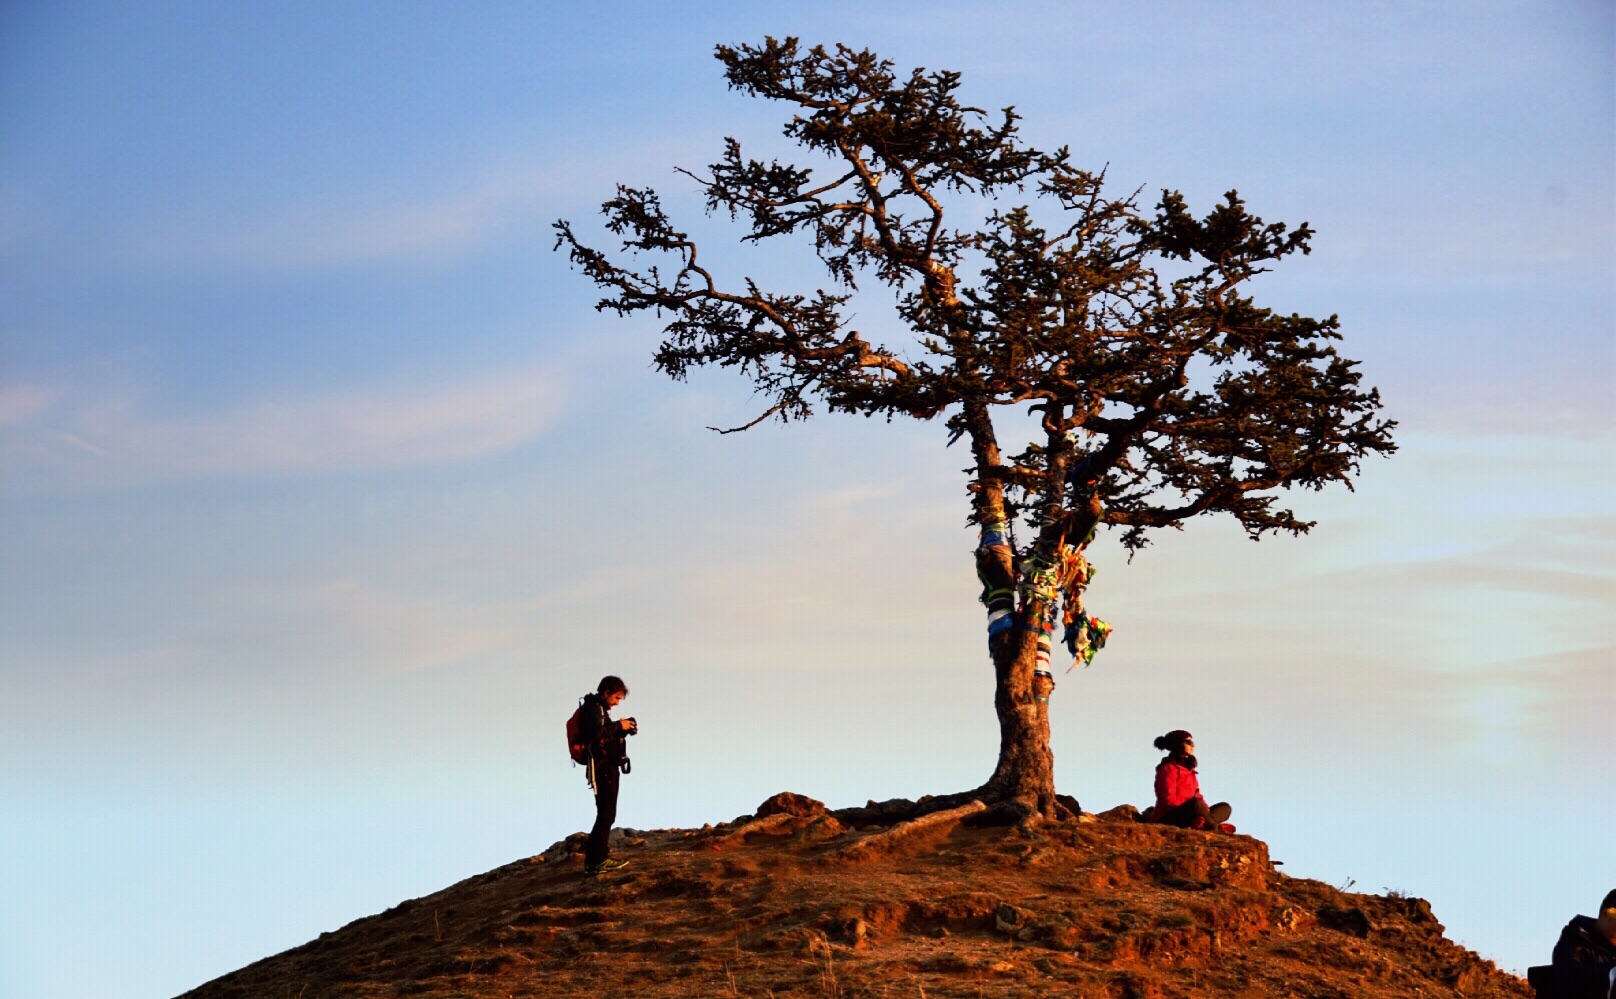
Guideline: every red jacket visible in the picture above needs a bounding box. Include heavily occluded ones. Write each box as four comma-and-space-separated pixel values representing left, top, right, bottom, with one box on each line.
1153, 758, 1204, 814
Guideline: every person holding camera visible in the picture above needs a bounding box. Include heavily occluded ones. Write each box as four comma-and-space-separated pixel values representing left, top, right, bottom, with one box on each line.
577, 675, 637, 875
1550, 888, 1616, 998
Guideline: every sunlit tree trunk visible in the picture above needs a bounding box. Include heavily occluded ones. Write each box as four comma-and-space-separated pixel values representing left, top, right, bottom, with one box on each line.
981, 625, 1055, 814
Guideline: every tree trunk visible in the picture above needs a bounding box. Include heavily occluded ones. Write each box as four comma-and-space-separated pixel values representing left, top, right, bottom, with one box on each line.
978, 625, 1056, 815
954, 394, 1057, 819
959, 493, 1059, 819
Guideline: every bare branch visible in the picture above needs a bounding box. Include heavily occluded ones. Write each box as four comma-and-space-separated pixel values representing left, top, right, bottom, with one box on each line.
708, 399, 792, 434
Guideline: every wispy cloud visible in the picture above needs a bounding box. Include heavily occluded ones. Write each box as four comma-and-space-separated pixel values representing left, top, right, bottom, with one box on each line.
296, 577, 527, 674
0, 383, 56, 426
139, 140, 697, 273
197, 162, 564, 270
1, 366, 564, 492
1504, 645, 1615, 748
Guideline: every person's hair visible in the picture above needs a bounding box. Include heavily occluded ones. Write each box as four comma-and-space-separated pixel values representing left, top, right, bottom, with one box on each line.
1601, 888, 1616, 914
597, 675, 628, 696
1153, 730, 1193, 753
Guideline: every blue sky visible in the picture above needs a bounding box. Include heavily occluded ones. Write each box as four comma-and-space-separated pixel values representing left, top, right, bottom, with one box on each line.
1, 2, 1611, 996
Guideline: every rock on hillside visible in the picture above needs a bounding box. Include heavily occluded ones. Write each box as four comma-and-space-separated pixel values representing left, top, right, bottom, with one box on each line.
181, 794, 1529, 998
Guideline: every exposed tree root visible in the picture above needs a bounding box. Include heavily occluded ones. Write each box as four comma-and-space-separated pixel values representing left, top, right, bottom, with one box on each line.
830, 800, 987, 863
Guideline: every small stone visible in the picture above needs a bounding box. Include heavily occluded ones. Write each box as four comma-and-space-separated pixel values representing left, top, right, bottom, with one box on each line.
797, 815, 845, 842
757, 792, 828, 819
1318, 906, 1372, 938
1274, 905, 1310, 933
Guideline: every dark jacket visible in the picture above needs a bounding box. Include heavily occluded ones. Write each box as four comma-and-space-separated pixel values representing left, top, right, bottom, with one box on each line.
576, 693, 626, 765
1553, 915, 1616, 998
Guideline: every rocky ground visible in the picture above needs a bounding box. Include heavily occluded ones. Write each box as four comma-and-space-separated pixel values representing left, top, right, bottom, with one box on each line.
181, 793, 1530, 998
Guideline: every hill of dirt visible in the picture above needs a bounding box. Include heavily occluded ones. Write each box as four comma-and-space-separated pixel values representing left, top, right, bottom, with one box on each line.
180, 793, 1529, 998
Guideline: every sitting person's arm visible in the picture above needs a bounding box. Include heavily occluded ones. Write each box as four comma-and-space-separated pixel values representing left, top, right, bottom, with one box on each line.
1157, 762, 1199, 809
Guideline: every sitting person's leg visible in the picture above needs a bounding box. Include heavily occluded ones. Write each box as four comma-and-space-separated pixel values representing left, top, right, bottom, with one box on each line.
1159, 799, 1211, 828
1161, 799, 1233, 829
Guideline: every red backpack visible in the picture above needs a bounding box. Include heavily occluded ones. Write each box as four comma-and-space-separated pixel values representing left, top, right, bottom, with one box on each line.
565, 698, 589, 765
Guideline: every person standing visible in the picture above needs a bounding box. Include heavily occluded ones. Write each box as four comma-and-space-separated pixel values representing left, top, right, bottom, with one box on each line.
577, 675, 636, 875
1145, 729, 1234, 832
1552, 889, 1616, 998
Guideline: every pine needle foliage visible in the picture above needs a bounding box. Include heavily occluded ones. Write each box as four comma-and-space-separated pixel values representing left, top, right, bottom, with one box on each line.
556, 38, 1395, 562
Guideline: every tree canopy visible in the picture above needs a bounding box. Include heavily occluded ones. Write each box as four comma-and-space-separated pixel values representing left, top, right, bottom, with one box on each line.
557, 38, 1394, 558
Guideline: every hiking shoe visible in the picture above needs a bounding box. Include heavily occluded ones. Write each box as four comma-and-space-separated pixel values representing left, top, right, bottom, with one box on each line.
584, 858, 630, 875
1207, 802, 1232, 826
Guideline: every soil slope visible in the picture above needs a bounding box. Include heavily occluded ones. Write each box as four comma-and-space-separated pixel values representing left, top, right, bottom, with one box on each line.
181, 794, 1529, 998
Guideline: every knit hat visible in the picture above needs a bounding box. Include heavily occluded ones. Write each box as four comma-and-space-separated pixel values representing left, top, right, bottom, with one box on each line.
1153, 730, 1193, 753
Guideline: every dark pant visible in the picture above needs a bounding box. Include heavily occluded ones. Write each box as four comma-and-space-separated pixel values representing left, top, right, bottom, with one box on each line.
1159, 798, 1225, 828
585, 760, 620, 866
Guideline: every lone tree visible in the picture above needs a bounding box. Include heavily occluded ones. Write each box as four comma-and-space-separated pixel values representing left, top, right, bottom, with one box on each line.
557, 39, 1395, 820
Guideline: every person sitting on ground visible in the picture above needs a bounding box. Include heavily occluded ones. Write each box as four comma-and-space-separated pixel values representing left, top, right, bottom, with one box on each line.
1143, 729, 1234, 832
1552, 888, 1616, 998
578, 675, 637, 875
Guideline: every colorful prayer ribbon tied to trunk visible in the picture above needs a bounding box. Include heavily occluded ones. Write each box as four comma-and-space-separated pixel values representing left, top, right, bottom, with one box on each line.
976, 520, 1016, 629
986, 608, 1014, 636
976, 519, 1115, 674
978, 522, 1012, 550
1063, 613, 1112, 668
1049, 544, 1108, 668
